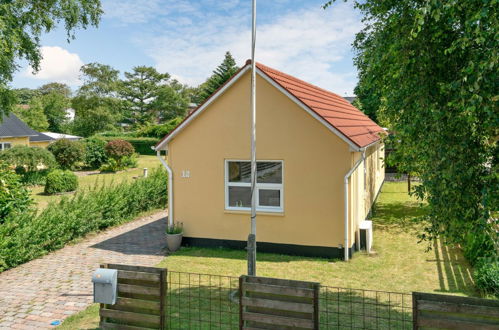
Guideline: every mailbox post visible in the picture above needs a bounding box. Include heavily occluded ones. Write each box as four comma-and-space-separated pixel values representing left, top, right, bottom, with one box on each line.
92, 268, 118, 305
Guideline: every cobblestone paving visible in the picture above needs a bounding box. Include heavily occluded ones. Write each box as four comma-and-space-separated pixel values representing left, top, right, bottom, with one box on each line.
0, 211, 167, 329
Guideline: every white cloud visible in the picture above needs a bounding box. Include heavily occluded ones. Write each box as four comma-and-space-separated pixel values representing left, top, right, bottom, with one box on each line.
142, 2, 362, 95
24, 46, 84, 86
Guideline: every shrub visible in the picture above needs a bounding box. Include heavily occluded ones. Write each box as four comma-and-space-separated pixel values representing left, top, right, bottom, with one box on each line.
44, 170, 79, 195
48, 139, 84, 170
16, 168, 51, 186
0, 146, 56, 172
105, 139, 134, 170
136, 117, 183, 139
0, 168, 167, 271
83, 137, 108, 169
0, 163, 32, 223
474, 258, 499, 298
99, 136, 158, 155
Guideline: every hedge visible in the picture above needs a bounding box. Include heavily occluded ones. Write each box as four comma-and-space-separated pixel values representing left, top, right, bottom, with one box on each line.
44, 170, 79, 195
0, 167, 167, 272
99, 136, 158, 155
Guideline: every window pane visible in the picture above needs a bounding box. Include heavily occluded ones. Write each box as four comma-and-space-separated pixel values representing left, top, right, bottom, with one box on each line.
228, 186, 251, 207
259, 189, 280, 207
4, 143, 11, 149
228, 161, 251, 183
257, 162, 282, 183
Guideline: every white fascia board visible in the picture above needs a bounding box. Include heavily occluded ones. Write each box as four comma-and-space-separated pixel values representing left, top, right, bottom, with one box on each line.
256, 68, 362, 152
155, 65, 251, 151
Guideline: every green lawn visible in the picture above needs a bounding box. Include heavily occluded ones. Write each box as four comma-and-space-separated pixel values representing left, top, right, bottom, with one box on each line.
31, 155, 160, 209
58, 181, 477, 329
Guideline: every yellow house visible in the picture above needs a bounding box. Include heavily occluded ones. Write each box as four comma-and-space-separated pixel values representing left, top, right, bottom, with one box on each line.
0, 113, 55, 150
155, 61, 385, 260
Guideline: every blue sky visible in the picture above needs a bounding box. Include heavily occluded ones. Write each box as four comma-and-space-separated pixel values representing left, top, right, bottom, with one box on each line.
12, 0, 363, 96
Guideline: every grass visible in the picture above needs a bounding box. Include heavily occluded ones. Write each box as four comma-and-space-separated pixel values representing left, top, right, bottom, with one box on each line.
31, 155, 160, 209
57, 181, 478, 329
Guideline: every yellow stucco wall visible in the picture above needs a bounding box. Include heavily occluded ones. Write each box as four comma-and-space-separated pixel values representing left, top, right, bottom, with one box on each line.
0, 136, 30, 147
29, 141, 52, 148
167, 71, 384, 250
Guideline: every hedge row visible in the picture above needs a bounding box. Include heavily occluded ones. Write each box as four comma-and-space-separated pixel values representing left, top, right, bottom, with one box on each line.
99, 136, 159, 155
0, 167, 167, 272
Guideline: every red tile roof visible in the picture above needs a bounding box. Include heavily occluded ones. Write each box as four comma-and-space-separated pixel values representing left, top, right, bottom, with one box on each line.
156, 61, 383, 150
255, 62, 384, 148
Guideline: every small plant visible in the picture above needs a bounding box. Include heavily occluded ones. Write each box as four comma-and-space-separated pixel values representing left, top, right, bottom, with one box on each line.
44, 169, 79, 195
105, 139, 135, 169
166, 222, 183, 234
48, 139, 84, 170
15, 168, 51, 186
83, 137, 108, 169
474, 257, 499, 298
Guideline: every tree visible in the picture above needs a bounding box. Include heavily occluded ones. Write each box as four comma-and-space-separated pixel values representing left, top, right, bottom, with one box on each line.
48, 139, 84, 170
77, 62, 120, 98
198, 52, 239, 103
12, 88, 40, 104
37, 83, 72, 98
324, 1, 498, 263
13, 98, 49, 131
39, 92, 70, 132
153, 80, 190, 121
0, 1, 102, 116
119, 66, 170, 124
71, 106, 117, 137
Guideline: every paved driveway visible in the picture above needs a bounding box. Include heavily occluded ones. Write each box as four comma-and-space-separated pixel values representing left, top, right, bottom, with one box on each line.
0, 211, 167, 329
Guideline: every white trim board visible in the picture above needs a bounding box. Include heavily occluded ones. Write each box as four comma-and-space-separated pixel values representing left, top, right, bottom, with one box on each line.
155, 64, 363, 152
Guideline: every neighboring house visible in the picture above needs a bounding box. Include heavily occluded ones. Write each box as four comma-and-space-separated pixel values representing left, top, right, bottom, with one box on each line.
41, 132, 82, 141
155, 61, 385, 260
0, 113, 55, 149
343, 96, 356, 104
65, 108, 76, 122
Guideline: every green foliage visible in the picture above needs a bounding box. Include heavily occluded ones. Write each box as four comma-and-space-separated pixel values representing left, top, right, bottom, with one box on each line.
16, 169, 51, 186
44, 170, 78, 195
0, 0, 102, 116
38, 83, 72, 98
119, 66, 171, 125
99, 136, 158, 155
136, 117, 183, 139
99, 154, 138, 172
48, 139, 85, 170
198, 52, 238, 103
166, 222, 183, 234
0, 168, 167, 271
0, 163, 32, 223
83, 137, 108, 169
71, 106, 117, 137
13, 88, 41, 104
13, 98, 49, 131
153, 81, 190, 121
474, 258, 499, 298
105, 139, 134, 160
325, 0, 498, 270
0, 146, 56, 172
38, 91, 71, 132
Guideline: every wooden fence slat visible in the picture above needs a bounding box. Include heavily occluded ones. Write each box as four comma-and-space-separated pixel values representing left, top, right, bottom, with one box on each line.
245, 276, 318, 289
100, 321, 156, 330
418, 299, 499, 318
243, 312, 315, 328
99, 308, 161, 325
242, 297, 314, 314
418, 315, 499, 330
112, 297, 161, 311
118, 283, 160, 297
118, 270, 161, 283
242, 282, 315, 298
105, 264, 164, 274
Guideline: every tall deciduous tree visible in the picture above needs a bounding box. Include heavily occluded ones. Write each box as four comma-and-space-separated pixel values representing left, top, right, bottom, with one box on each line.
198, 52, 239, 103
324, 1, 498, 262
13, 98, 49, 131
153, 80, 190, 121
38, 92, 70, 132
38, 83, 72, 98
0, 0, 102, 116
119, 66, 170, 124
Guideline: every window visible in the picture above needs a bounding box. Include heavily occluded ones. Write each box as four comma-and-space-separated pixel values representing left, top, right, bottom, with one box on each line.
0, 143, 12, 151
225, 160, 283, 212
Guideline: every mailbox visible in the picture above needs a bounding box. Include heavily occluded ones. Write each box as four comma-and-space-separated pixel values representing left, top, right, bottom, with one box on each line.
92, 268, 118, 305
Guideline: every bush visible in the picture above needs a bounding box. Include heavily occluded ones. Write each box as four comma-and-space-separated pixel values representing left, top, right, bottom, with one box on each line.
99, 136, 158, 155
83, 137, 108, 169
16, 168, 51, 186
104, 139, 135, 171
44, 170, 79, 195
0, 163, 32, 223
136, 117, 183, 139
48, 139, 84, 170
0, 146, 56, 172
474, 258, 499, 298
0, 168, 167, 271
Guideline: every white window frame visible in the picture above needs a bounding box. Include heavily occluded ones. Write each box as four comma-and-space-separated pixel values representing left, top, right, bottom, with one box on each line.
225, 159, 284, 213
0, 142, 12, 151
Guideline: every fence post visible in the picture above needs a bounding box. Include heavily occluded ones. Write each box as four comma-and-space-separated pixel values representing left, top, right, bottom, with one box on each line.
314, 283, 320, 330
160, 268, 167, 330
239, 276, 243, 330
412, 292, 418, 330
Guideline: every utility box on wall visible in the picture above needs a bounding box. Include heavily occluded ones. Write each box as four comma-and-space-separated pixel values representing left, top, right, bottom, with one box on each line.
92, 268, 118, 305
359, 220, 373, 253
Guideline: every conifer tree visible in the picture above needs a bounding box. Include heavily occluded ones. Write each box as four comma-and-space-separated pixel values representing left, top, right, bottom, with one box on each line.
199, 52, 239, 103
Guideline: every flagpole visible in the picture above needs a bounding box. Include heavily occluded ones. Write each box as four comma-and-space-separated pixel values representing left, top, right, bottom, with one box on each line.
247, 0, 257, 276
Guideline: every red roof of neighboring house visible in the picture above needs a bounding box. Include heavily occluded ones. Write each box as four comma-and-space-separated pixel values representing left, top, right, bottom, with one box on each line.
156, 61, 383, 150
256, 62, 383, 148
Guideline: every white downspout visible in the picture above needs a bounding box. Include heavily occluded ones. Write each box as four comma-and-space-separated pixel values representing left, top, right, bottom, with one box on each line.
344, 149, 366, 261
156, 150, 173, 228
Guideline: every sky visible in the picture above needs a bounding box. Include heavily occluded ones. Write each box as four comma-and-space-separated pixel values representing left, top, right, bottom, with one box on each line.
12, 0, 364, 96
